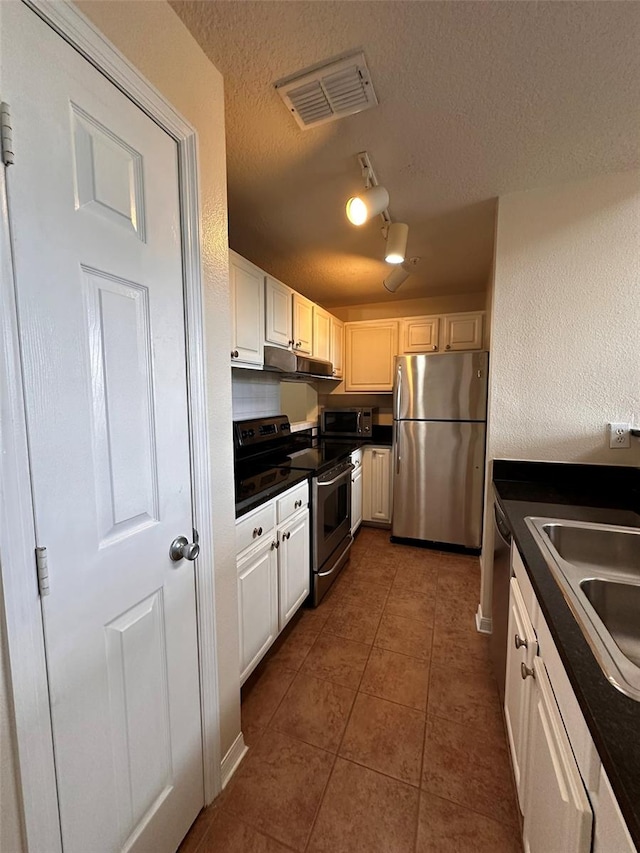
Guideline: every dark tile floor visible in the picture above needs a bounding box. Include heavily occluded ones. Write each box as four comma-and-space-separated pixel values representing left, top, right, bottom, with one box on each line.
179, 527, 523, 853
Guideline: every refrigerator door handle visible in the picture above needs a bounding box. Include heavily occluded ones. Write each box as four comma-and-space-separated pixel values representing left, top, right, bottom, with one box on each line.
394, 360, 403, 421
396, 425, 401, 474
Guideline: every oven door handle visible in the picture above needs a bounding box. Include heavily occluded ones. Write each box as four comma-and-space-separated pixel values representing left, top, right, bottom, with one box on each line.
316, 464, 354, 487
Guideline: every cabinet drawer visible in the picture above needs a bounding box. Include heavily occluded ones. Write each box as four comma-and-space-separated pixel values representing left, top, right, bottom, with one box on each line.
236, 502, 276, 556
277, 481, 309, 523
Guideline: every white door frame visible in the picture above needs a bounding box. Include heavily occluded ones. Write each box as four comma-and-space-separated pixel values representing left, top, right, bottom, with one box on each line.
0, 3, 221, 851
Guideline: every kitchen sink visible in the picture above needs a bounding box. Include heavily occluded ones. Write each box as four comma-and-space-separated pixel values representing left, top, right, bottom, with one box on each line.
525, 517, 640, 701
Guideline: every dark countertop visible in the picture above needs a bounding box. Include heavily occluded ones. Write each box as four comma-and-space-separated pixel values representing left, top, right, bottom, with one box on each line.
235, 469, 310, 519
493, 460, 640, 848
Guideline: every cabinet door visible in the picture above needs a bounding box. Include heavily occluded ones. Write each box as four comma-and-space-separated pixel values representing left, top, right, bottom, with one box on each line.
238, 539, 278, 684
230, 251, 264, 365
363, 447, 392, 523
293, 293, 314, 355
402, 316, 440, 353
504, 577, 538, 810
351, 467, 363, 535
313, 305, 332, 362
278, 510, 310, 629
330, 316, 344, 378
345, 321, 399, 392
442, 312, 483, 351
522, 657, 593, 853
265, 275, 293, 349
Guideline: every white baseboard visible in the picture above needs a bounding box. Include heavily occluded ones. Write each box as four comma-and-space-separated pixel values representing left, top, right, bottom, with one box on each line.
475, 604, 492, 634
220, 732, 248, 789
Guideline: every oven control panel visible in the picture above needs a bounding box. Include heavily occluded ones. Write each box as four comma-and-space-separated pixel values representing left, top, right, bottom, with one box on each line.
234, 415, 291, 449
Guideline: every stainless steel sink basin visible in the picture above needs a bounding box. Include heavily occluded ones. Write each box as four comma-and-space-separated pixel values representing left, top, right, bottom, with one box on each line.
525, 517, 640, 701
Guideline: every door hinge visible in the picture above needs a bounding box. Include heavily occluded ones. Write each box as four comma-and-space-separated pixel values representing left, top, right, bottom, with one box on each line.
1, 102, 14, 166
36, 547, 50, 597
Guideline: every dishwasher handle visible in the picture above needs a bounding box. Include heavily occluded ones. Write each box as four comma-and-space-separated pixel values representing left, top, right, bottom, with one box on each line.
494, 500, 512, 547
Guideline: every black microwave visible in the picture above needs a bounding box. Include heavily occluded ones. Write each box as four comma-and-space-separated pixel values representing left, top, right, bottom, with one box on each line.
320, 407, 375, 437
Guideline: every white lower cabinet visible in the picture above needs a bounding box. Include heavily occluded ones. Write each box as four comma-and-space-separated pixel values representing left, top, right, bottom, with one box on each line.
278, 510, 310, 629
237, 539, 278, 684
504, 577, 538, 807
350, 449, 363, 535
506, 544, 636, 853
237, 481, 310, 684
362, 445, 393, 524
522, 657, 593, 853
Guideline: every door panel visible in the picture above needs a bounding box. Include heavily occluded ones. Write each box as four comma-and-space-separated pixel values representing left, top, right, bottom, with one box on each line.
265, 275, 293, 348
392, 420, 485, 547
279, 512, 311, 628
2, 5, 202, 852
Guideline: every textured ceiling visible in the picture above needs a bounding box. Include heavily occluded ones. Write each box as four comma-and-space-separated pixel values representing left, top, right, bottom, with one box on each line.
170, 1, 640, 307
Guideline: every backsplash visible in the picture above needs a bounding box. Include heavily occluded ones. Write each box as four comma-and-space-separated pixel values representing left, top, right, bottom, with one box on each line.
231, 371, 280, 420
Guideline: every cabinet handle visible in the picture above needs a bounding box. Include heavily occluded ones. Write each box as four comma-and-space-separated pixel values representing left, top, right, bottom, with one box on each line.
253, 526, 263, 538
432, 345, 438, 351
231, 349, 239, 358
282, 531, 291, 541
288, 339, 294, 347
520, 662, 535, 680
294, 499, 302, 509
296, 341, 302, 348
445, 344, 451, 351
271, 540, 279, 550
514, 634, 528, 650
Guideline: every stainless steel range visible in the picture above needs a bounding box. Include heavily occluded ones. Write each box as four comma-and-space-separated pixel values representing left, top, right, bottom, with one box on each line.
233, 415, 353, 604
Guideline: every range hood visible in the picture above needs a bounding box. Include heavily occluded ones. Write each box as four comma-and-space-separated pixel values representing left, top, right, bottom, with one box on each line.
263, 345, 337, 380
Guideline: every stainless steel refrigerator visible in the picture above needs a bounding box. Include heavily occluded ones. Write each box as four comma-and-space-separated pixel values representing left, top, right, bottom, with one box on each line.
392, 351, 488, 549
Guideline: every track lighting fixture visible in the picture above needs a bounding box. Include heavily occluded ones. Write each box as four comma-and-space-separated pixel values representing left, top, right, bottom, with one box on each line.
345, 151, 391, 226
385, 222, 409, 264
346, 185, 390, 226
383, 257, 419, 293
383, 266, 411, 293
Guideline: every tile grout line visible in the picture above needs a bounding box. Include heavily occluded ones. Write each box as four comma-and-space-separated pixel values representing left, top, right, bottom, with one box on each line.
301, 570, 392, 852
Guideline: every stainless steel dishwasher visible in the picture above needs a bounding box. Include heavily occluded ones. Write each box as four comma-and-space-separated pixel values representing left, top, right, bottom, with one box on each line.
490, 491, 512, 701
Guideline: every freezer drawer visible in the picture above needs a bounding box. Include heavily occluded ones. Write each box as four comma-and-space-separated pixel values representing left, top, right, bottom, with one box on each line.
392, 420, 485, 547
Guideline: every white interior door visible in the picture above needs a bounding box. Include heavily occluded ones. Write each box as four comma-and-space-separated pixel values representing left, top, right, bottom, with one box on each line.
2, 4, 203, 852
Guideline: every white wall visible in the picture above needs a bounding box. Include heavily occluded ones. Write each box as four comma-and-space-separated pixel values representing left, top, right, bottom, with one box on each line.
480, 169, 640, 620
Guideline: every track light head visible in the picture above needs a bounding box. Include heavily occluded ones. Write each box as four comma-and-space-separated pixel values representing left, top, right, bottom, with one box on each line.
383, 266, 411, 293
346, 185, 390, 226
385, 222, 408, 264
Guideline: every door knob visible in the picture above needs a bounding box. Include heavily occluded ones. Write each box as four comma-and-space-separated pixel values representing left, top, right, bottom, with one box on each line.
169, 531, 200, 562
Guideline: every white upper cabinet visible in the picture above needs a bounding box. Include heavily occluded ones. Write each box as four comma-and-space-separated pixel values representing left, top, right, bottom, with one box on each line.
293, 292, 314, 355
402, 316, 440, 353
229, 250, 264, 366
265, 275, 294, 349
313, 305, 332, 362
330, 315, 344, 378
345, 320, 399, 392
442, 312, 483, 351
401, 312, 484, 354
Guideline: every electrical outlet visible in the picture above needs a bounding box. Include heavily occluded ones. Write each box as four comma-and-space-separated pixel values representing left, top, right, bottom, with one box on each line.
608, 422, 630, 449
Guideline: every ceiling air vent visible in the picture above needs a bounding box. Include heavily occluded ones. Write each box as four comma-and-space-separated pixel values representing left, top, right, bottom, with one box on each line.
275, 51, 378, 130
